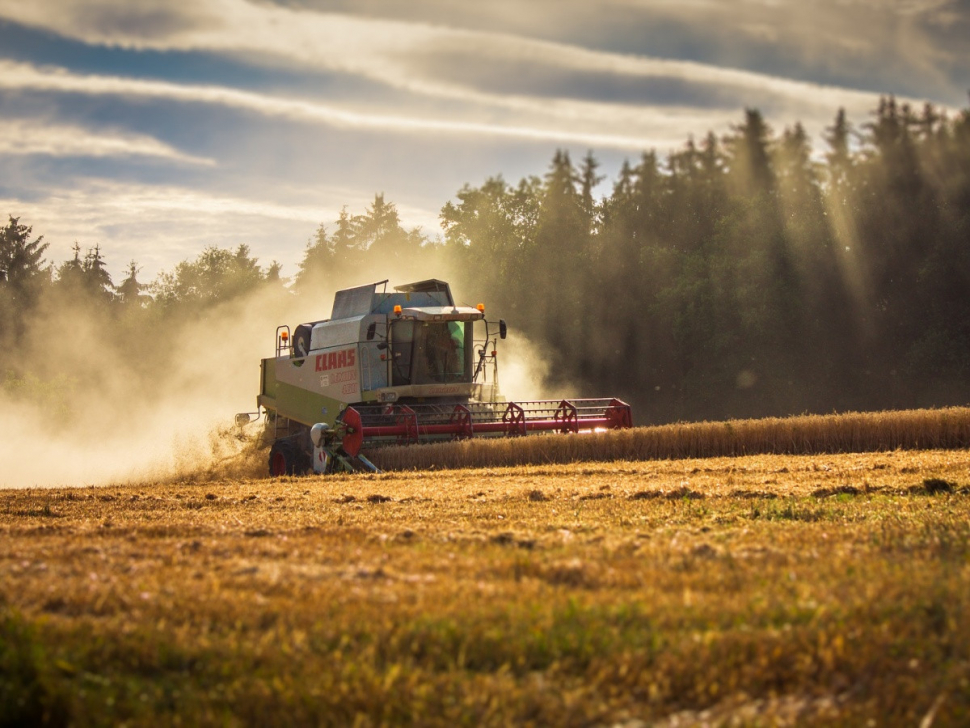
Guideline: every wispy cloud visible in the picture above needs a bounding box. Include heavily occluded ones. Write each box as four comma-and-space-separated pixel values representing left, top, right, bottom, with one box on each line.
0, 177, 440, 279
0, 117, 213, 164
0, 1, 943, 133
597, 0, 970, 101
59, 2, 970, 98
0, 60, 740, 151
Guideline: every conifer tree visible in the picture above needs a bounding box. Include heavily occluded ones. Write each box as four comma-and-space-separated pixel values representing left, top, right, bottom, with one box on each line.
55, 242, 86, 293
824, 108, 854, 189
116, 260, 150, 308
82, 245, 116, 302
0, 215, 49, 305
295, 224, 333, 292
0, 215, 50, 345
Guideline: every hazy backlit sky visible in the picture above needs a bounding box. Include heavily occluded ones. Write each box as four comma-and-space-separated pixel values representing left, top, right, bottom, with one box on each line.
1, 0, 967, 280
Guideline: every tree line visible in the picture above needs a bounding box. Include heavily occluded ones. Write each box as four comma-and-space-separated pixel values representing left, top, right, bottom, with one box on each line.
442, 99, 970, 421
3, 97, 969, 424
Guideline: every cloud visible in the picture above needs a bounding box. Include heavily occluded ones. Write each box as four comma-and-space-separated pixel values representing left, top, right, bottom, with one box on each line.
0, 177, 441, 280
595, 0, 970, 102
0, 117, 213, 164
0, 59, 742, 151
354, 0, 968, 105
0, 0, 952, 139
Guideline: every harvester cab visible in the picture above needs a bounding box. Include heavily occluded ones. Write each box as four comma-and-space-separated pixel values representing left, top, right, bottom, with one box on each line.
245, 279, 632, 476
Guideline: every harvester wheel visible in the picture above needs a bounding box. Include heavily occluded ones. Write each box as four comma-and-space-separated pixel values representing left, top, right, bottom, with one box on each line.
268, 440, 305, 476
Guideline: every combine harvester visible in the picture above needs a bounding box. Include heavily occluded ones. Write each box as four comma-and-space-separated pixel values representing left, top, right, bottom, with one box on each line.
239, 280, 632, 475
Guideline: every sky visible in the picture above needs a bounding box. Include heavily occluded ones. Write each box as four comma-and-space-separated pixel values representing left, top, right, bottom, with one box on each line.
0, 0, 968, 282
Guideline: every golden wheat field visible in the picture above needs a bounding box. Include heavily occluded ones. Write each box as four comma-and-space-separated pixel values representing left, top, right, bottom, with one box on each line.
2, 444, 970, 726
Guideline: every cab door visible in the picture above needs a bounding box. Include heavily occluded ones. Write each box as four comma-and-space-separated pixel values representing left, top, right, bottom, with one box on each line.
390, 319, 414, 386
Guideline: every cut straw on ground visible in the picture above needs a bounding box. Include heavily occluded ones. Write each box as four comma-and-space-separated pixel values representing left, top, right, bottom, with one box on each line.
2, 449, 969, 725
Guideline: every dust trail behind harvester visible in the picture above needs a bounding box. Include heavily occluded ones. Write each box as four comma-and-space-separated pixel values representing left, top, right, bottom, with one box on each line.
0, 287, 297, 488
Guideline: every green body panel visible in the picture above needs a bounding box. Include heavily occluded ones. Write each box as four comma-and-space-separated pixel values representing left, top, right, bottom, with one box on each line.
260, 359, 277, 401
271, 380, 348, 427
258, 356, 350, 427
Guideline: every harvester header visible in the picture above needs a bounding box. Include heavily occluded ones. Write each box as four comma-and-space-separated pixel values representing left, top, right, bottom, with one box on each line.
241, 279, 632, 475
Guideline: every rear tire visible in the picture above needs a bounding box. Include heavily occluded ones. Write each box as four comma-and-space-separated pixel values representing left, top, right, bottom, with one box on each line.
268, 440, 307, 476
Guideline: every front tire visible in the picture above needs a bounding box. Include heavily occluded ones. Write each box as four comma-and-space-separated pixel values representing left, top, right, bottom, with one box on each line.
268, 440, 307, 476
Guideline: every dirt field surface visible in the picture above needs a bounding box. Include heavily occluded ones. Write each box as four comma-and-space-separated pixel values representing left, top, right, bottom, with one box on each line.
3, 450, 970, 726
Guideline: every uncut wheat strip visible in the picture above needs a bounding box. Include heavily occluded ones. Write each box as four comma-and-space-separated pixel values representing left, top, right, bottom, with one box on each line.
366, 407, 970, 471
371, 408, 947, 468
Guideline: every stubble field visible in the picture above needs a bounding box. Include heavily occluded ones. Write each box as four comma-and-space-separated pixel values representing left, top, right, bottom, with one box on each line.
2, 448, 970, 726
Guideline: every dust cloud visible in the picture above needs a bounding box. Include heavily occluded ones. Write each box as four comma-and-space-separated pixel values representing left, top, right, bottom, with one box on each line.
0, 288, 315, 489
494, 329, 574, 403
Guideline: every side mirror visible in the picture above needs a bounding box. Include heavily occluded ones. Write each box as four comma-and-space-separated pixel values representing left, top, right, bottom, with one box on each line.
499, 319, 508, 340
366, 322, 377, 340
